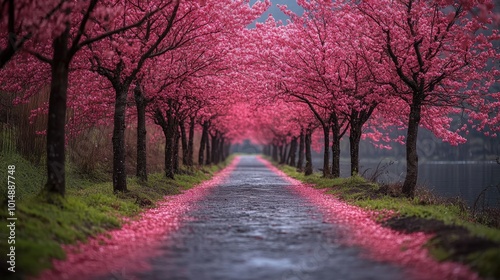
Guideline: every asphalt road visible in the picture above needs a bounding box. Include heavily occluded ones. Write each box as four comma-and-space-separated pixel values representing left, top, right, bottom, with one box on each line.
115, 156, 408, 280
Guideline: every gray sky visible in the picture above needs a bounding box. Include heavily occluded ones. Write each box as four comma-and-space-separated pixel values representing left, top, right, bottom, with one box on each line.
248, 0, 303, 27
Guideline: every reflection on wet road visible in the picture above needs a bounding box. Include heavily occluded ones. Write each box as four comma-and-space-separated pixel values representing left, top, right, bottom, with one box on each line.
136, 156, 407, 280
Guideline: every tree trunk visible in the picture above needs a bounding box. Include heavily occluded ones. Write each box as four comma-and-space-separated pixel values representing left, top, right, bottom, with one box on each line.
304, 130, 313, 176
331, 115, 340, 178
220, 137, 226, 162
134, 83, 147, 182
180, 120, 188, 166
173, 124, 180, 173
402, 98, 422, 198
156, 106, 176, 179
288, 137, 297, 166
349, 120, 362, 176
278, 144, 285, 164
297, 131, 305, 171
225, 142, 231, 160
284, 143, 290, 164
199, 120, 208, 165
165, 110, 176, 179
44, 28, 70, 197
205, 130, 211, 165
187, 116, 195, 166
211, 132, 221, 164
272, 144, 278, 162
112, 84, 129, 192
322, 125, 331, 178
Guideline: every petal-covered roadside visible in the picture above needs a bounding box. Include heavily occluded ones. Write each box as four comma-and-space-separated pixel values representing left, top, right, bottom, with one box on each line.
36, 158, 240, 280
259, 157, 479, 280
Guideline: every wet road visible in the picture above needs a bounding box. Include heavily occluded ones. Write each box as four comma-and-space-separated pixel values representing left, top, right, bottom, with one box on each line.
129, 156, 408, 280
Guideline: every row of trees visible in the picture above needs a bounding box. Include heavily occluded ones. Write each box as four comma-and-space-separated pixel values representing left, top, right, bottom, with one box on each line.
1, 0, 499, 199
0, 0, 270, 196
242, 0, 499, 197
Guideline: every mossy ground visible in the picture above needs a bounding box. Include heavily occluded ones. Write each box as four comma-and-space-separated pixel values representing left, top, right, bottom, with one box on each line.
277, 163, 500, 279
0, 152, 231, 279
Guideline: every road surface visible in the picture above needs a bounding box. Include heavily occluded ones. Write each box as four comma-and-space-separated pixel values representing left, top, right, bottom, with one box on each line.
119, 156, 407, 280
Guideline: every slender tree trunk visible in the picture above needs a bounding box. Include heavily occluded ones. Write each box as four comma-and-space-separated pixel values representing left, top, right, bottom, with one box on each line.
158, 105, 176, 179
134, 83, 147, 182
173, 125, 180, 173
187, 116, 195, 166
278, 144, 285, 164
220, 137, 225, 162
402, 98, 422, 198
349, 121, 362, 176
283, 143, 290, 164
272, 144, 278, 162
44, 28, 70, 196
322, 125, 331, 178
288, 137, 297, 166
225, 142, 231, 160
211, 133, 218, 164
304, 130, 313, 176
180, 120, 188, 166
199, 120, 208, 165
155, 109, 173, 179
331, 116, 340, 178
205, 131, 211, 165
297, 131, 305, 171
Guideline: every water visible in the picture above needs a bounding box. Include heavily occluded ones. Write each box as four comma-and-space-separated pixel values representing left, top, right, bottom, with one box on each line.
313, 156, 500, 208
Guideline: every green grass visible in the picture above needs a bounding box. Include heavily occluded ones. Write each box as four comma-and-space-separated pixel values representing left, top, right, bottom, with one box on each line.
276, 161, 500, 279
0, 151, 232, 279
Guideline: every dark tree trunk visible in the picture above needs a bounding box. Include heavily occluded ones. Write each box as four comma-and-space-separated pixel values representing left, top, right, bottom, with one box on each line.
283, 143, 289, 164
288, 137, 298, 166
278, 144, 285, 164
322, 125, 331, 178
349, 120, 362, 176
224, 142, 231, 160
161, 127, 171, 178
205, 130, 211, 165
199, 120, 208, 165
180, 120, 188, 166
220, 137, 225, 162
402, 98, 422, 198
331, 115, 340, 178
187, 116, 195, 166
304, 130, 313, 176
112, 85, 130, 192
134, 83, 147, 182
272, 144, 278, 162
348, 107, 375, 177
173, 125, 180, 173
155, 107, 175, 179
44, 28, 70, 196
297, 131, 305, 171
165, 111, 177, 179
211, 132, 219, 164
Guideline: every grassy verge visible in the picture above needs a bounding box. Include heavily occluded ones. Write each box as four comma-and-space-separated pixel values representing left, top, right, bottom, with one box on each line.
0, 152, 232, 280
276, 163, 500, 279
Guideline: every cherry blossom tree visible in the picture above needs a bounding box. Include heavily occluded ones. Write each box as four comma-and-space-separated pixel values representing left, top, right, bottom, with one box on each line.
1, 0, 159, 197
357, 0, 500, 197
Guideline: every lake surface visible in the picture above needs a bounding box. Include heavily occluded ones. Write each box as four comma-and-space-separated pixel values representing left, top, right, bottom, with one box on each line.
312, 156, 500, 209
